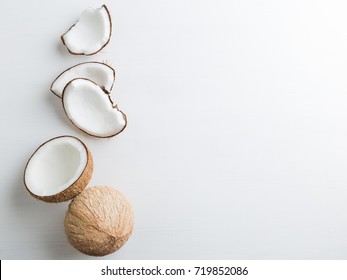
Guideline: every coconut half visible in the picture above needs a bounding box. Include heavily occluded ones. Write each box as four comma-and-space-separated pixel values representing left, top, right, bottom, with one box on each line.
61, 5, 112, 55
65, 186, 134, 256
24, 136, 93, 203
62, 78, 127, 138
51, 62, 115, 98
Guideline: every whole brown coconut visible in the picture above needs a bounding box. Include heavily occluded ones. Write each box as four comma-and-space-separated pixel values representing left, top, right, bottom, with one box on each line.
64, 186, 134, 256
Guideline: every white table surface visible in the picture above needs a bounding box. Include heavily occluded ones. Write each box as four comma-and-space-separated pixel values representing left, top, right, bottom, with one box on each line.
1, 0, 347, 259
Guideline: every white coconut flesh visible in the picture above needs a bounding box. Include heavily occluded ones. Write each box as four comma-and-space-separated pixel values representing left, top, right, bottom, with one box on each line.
24, 137, 88, 197
51, 62, 115, 98
62, 5, 111, 55
63, 79, 126, 138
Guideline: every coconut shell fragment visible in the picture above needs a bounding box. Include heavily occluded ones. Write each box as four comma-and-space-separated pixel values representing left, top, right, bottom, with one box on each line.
62, 78, 127, 138
23, 136, 93, 203
51, 61, 116, 98
61, 5, 112, 55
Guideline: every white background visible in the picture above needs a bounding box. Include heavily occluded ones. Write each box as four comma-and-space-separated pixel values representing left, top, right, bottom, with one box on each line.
1, 0, 347, 259
3, 261, 347, 280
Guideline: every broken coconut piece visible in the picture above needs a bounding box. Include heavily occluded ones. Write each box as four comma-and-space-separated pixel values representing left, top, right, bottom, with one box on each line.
51, 62, 115, 98
24, 136, 93, 203
62, 78, 127, 138
65, 186, 134, 256
61, 5, 112, 55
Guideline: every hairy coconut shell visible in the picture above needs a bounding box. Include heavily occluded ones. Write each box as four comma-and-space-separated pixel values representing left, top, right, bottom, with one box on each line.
64, 186, 134, 256
23, 136, 93, 203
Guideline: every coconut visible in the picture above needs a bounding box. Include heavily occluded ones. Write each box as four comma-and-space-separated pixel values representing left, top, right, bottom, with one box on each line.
51, 62, 115, 98
62, 78, 127, 138
64, 186, 134, 256
61, 5, 112, 55
23, 136, 93, 203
